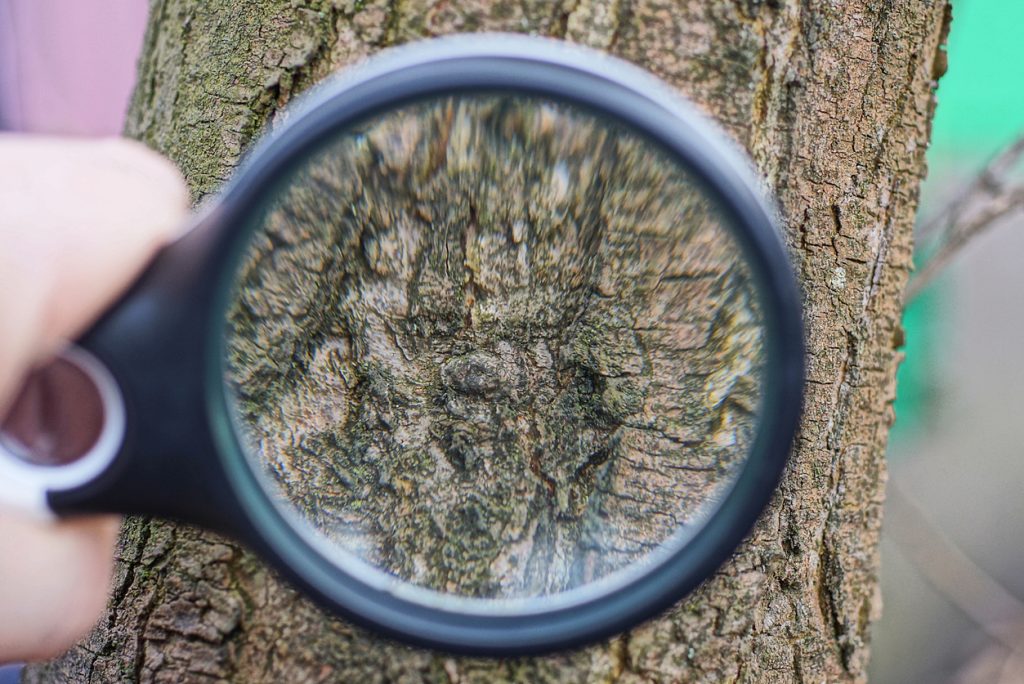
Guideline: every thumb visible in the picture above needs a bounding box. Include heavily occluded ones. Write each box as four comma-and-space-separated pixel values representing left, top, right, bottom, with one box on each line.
0, 135, 189, 411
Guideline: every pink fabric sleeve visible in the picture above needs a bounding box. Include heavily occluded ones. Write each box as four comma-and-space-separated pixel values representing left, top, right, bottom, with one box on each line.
0, 0, 148, 135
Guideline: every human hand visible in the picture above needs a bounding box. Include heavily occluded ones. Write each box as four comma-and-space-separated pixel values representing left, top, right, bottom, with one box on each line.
0, 136, 188, 662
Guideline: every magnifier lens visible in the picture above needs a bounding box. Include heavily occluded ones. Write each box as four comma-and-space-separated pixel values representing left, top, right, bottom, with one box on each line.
223, 94, 765, 602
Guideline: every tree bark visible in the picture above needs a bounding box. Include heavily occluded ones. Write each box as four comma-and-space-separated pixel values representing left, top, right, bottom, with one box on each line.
27, 1, 950, 682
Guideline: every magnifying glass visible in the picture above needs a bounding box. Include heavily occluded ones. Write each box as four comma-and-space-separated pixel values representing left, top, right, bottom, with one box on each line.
0, 35, 803, 655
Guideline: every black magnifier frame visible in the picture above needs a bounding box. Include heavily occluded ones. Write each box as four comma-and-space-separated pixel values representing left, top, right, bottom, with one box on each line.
47, 36, 804, 656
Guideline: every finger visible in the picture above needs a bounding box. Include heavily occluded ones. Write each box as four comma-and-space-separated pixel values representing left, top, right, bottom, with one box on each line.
0, 136, 190, 411
0, 514, 121, 662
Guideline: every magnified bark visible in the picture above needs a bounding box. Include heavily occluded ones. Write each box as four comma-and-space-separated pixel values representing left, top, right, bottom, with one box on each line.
225, 96, 763, 599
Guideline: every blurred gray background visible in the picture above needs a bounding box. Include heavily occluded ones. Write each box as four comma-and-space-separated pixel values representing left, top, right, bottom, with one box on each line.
869, 0, 1024, 681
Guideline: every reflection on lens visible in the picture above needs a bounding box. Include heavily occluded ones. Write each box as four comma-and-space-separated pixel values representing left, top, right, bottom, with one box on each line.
224, 95, 764, 600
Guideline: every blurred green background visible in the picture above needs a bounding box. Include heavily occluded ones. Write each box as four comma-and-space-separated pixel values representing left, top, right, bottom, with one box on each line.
892, 0, 1024, 445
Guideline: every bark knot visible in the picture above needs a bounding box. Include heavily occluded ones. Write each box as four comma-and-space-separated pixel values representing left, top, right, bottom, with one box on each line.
441, 350, 505, 398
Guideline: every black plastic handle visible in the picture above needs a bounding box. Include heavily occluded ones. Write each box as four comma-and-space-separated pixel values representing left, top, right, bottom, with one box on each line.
50, 209, 250, 539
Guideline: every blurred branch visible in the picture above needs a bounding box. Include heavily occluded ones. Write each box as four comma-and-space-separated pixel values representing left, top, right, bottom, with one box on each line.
886, 480, 1024, 652
907, 134, 1024, 301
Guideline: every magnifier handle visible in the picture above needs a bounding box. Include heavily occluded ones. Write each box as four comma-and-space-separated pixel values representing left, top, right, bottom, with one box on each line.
0, 217, 206, 521
10, 214, 255, 540
0, 345, 126, 519
0, 209, 216, 521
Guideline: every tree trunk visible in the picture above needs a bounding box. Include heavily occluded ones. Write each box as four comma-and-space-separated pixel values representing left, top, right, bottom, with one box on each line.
27, 1, 950, 682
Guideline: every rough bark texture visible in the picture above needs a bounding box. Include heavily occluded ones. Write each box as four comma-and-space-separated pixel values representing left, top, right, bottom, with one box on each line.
27, 1, 950, 682
224, 95, 763, 599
